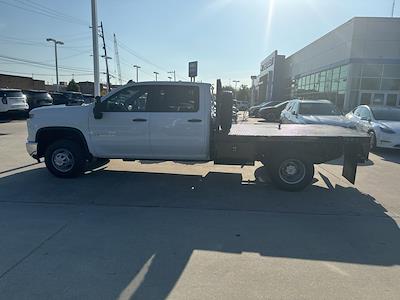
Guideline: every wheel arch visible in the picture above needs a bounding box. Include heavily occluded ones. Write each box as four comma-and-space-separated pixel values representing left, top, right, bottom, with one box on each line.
36, 127, 91, 159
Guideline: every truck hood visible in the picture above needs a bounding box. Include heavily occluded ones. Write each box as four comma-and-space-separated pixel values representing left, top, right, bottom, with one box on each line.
299, 115, 356, 128
28, 104, 92, 137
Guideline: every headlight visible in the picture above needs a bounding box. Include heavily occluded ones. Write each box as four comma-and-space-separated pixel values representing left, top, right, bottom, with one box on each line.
379, 126, 395, 134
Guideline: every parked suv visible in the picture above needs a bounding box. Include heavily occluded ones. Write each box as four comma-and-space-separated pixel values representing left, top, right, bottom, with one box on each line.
23, 90, 53, 110
0, 88, 29, 114
50, 91, 84, 106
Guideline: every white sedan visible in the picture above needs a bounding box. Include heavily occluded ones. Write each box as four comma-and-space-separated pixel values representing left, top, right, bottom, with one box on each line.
346, 105, 400, 149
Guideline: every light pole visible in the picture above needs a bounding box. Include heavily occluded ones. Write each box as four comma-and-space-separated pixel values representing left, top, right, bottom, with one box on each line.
91, 0, 100, 97
153, 71, 159, 81
233, 80, 240, 99
168, 70, 176, 81
133, 65, 141, 82
168, 76, 172, 82
392, 0, 396, 17
46, 38, 64, 91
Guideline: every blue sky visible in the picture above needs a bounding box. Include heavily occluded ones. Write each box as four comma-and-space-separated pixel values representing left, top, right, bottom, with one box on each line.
0, 0, 398, 86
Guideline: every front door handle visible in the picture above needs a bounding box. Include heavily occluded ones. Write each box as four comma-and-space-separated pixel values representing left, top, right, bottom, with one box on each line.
132, 118, 147, 122
188, 119, 202, 123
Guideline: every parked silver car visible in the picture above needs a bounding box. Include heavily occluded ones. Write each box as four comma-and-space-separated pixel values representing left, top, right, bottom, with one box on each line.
346, 105, 400, 149
280, 99, 356, 128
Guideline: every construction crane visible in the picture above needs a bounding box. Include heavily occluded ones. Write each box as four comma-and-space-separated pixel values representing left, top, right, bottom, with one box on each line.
113, 33, 123, 85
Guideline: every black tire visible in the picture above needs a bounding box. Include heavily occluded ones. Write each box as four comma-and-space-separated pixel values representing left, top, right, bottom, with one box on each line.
45, 139, 86, 178
368, 131, 377, 151
267, 156, 315, 191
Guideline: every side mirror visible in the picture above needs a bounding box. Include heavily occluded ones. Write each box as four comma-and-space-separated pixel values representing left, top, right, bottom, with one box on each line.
93, 98, 103, 120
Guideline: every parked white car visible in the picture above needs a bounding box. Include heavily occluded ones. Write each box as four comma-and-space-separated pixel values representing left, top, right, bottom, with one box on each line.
346, 105, 400, 149
0, 89, 29, 114
280, 99, 356, 129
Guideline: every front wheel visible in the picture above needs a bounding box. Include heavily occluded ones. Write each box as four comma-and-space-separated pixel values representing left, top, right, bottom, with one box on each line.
267, 156, 314, 191
45, 139, 85, 178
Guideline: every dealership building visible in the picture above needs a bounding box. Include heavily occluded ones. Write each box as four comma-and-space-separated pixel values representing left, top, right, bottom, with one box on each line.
251, 17, 400, 111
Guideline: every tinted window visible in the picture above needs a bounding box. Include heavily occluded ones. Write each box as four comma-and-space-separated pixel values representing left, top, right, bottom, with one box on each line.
298, 102, 341, 115
26, 92, 52, 99
371, 108, 400, 121
2, 91, 23, 97
104, 86, 149, 112
149, 86, 199, 112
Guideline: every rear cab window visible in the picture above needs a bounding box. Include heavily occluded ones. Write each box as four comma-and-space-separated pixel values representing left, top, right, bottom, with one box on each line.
148, 85, 199, 113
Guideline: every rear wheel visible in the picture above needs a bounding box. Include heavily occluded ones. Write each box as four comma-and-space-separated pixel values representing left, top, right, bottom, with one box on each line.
45, 139, 85, 178
267, 156, 314, 191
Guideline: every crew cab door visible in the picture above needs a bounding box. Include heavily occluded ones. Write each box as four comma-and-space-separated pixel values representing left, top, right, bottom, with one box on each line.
147, 85, 208, 160
88, 85, 151, 158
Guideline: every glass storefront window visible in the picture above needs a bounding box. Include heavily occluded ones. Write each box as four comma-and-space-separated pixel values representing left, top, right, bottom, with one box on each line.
386, 94, 398, 106
340, 65, 348, 79
338, 78, 347, 91
360, 93, 372, 105
361, 78, 380, 90
332, 67, 340, 80
352, 64, 362, 77
381, 78, 400, 90
350, 78, 361, 90
363, 64, 383, 77
372, 93, 385, 105
383, 65, 400, 78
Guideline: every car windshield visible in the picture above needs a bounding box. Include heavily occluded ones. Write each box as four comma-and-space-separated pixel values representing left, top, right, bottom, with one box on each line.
371, 108, 400, 121
299, 103, 341, 116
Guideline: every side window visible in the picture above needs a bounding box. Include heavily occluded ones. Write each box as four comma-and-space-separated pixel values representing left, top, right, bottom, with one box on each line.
149, 86, 199, 112
104, 86, 148, 112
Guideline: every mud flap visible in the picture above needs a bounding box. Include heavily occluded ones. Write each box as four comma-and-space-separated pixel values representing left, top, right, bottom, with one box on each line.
342, 143, 359, 184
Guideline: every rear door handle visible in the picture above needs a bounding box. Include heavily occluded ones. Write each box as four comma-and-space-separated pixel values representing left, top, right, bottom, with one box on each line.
132, 118, 147, 122
188, 119, 202, 123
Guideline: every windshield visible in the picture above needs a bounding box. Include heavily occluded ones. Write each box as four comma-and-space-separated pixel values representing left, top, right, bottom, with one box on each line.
27, 92, 52, 99
299, 103, 341, 116
371, 108, 400, 121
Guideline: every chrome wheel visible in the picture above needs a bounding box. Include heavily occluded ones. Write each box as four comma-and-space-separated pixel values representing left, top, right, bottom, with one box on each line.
278, 159, 306, 185
51, 148, 75, 173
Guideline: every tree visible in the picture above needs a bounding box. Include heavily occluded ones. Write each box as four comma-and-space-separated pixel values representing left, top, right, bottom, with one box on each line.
236, 84, 250, 101
67, 79, 80, 92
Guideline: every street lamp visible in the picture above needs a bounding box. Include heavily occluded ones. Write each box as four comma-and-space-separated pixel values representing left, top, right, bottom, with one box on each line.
153, 71, 159, 81
233, 80, 240, 99
133, 65, 141, 82
168, 76, 172, 82
46, 38, 64, 91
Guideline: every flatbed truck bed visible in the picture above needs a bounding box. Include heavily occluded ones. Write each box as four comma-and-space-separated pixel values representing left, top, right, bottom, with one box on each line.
213, 122, 370, 190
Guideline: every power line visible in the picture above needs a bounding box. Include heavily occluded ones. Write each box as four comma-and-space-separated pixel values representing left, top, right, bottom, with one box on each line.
0, 0, 89, 27
0, 54, 93, 72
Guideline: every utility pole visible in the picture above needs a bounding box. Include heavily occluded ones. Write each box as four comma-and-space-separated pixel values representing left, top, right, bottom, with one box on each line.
168, 70, 176, 81
233, 80, 240, 99
46, 38, 64, 91
99, 22, 112, 92
113, 33, 123, 85
392, 0, 396, 17
91, 0, 100, 97
153, 71, 159, 81
133, 65, 141, 82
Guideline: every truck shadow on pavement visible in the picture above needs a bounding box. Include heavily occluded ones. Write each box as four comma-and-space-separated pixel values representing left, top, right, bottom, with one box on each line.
0, 166, 399, 299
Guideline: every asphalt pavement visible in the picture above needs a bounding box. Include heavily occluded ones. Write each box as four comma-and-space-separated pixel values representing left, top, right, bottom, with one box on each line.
0, 120, 399, 300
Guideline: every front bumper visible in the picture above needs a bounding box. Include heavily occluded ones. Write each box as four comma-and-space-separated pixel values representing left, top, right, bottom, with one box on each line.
26, 141, 38, 159
377, 132, 400, 149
